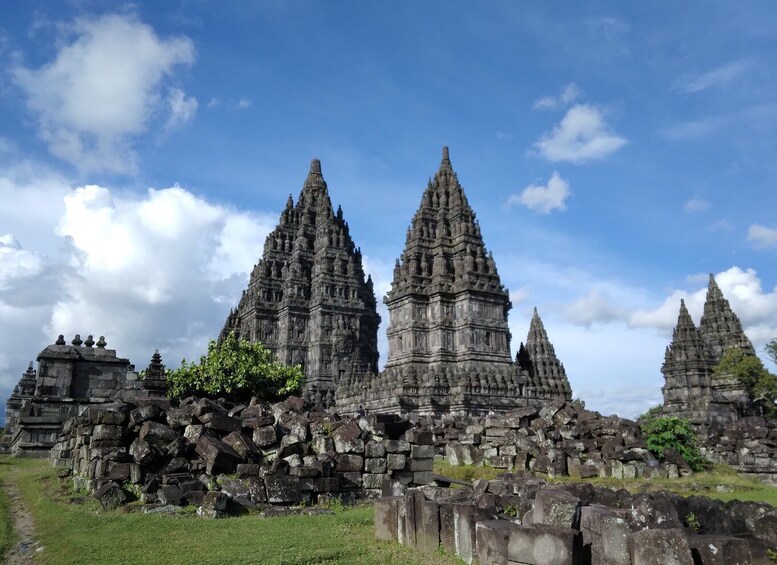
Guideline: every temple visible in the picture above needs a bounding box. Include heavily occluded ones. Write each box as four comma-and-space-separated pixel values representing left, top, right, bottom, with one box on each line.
661, 274, 756, 428
336, 147, 572, 416
221, 159, 381, 406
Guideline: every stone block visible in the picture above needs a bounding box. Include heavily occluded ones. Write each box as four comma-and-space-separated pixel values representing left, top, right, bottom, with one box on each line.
183, 424, 204, 445
157, 485, 184, 506
410, 444, 435, 458
198, 491, 229, 519
409, 458, 433, 472
93, 424, 123, 442
384, 439, 411, 453
166, 407, 194, 429
398, 491, 425, 547
195, 435, 242, 474
129, 438, 160, 467
314, 477, 340, 493
628, 529, 693, 565
332, 421, 363, 453
252, 426, 277, 448
375, 496, 402, 542
335, 454, 364, 473
129, 404, 163, 428
453, 503, 495, 565
93, 481, 127, 510
446, 442, 477, 466
340, 471, 362, 489
363, 473, 389, 489
236, 463, 261, 478
687, 535, 753, 565
107, 462, 131, 482
264, 475, 301, 504
365, 441, 386, 458
365, 457, 387, 473
418, 499, 441, 553
488, 455, 514, 469
507, 525, 581, 565
629, 493, 682, 530
223, 431, 261, 461
387, 453, 407, 470
139, 421, 178, 447
753, 509, 777, 544
476, 520, 520, 565
533, 488, 582, 529
413, 471, 433, 485
405, 429, 434, 445
580, 505, 630, 565
198, 411, 241, 432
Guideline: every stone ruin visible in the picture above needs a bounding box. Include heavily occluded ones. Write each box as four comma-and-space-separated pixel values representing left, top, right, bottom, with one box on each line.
222, 147, 572, 418
1, 335, 167, 457
50, 394, 437, 514
375, 474, 777, 564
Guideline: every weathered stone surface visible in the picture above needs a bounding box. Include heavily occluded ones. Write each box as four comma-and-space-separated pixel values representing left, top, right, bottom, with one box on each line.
375, 496, 401, 542
264, 475, 301, 504
332, 422, 363, 453
418, 499, 441, 553
628, 529, 693, 565
580, 505, 630, 565
129, 404, 163, 428
129, 438, 159, 466
93, 481, 127, 510
166, 407, 194, 429
138, 421, 178, 447
252, 426, 277, 448
507, 525, 581, 565
476, 520, 519, 565
195, 435, 242, 474
198, 411, 241, 432
197, 491, 229, 519
533, 488, 581, 529
753, 509, 777, 544
223, 431, 260, 461
335, 454, 363, 473
687, 535, 753, 565
158, 485, 184, 506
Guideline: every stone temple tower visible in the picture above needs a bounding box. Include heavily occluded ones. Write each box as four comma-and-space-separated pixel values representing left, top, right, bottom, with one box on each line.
336, 147, 572, 416
661, 275, 756, 427
221, 159, 380, 405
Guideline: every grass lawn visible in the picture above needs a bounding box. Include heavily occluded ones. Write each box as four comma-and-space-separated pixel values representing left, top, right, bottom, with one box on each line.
0, 458, 14, 555
0, 457, 460, 565
434, 460, 777, 506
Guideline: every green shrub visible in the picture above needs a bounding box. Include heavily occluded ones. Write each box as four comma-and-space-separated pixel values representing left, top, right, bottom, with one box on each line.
637, 405, 664, 426
642, 416, 707, 472
714, 348, 777, 418
167, 332, 303, 402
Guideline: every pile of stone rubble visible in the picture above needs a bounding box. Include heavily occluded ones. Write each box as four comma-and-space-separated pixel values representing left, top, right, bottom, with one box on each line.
50, 396, 434, 516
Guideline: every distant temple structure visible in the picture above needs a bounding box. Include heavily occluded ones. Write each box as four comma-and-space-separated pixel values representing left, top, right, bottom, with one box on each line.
223, 148, 572, 416
661, 274, 757, 428
220, 159, 381, 406
335, 147, 572, 416
1, 335, 167, 456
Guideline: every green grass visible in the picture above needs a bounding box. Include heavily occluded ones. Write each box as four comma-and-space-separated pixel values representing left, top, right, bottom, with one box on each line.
434, 460, 777, 506
0, 457, 460, 565
0, 458, 15, 555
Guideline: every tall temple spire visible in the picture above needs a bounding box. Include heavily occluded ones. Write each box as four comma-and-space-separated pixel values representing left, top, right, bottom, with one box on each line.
698, 273, 754, 361
440, 145, 452, 172
524, 308, 571, 396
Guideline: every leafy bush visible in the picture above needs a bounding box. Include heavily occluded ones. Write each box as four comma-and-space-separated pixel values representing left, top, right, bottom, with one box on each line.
637, 405, 664, 426
714, 348, 777, 418
167, 332, 303, 402
642, 416, 707, 472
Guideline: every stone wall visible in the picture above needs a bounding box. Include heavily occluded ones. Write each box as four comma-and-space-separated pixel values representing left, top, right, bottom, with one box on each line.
433, 399, 688, 480
376, 475, 777, 564
703, 416, 777, 485
51, 395, 436, 513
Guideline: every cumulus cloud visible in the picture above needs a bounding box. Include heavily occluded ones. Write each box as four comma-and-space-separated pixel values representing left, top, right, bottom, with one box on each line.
748, 224, 777, 249
563, 290, 629, 327
507, 171, 570, 214
629, 267, 777, 349
166, 88, 198, 131
12, 13, 195, 172
674, 60, 752, 94
532, 83, 581, 111
683, 197, 710, 213
0, 182, 276, 404
533, 104, 627, 163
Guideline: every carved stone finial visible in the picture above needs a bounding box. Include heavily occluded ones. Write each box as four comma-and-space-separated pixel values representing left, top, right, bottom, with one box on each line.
55, 334, 66, 345
84, 335, 95, 348
96, 336, 107, 348
72, 334, 83, 347
310, 159, 321, 174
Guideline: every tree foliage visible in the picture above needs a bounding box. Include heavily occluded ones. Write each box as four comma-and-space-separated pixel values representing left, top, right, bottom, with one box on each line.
637, 405, 664, 426
766, 338, 777, 366
714, 348, 777, 418
167, 333, 304, 402
642, 416, 707, 472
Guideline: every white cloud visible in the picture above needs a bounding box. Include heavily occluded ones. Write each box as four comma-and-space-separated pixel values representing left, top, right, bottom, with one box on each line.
748, 224, 777, 249
674, 60, 751, 94
507, 171, 570, 214
0, 182, 276, 404
683, 197, 710, 213
12, 13, 195, 172
166, 87, 198, 131
563, 290, 628, 327
237, 98, 252, 109
532, 83, 581, 111
533, 104, 627, 163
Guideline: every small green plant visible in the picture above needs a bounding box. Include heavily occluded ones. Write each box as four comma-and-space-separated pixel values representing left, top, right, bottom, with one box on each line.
637, 405, 664, 426
318, 494, 344, 513
685, 512, 701, 533
642, 416, 708, 472
767, 548, 777, 562
502, 504, 517, 517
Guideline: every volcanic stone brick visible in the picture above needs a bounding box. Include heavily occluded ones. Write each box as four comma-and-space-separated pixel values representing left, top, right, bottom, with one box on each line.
630, 493, 683, 530
219, 477, 255, 509
476, 520, 520, 565
183, 424, 204, 445
264, 475, 301, 504
365, 441, 386, 458
158, 485, 184, 506
417, 500, 441, 553
533, 488, 582, 529
507, 525, 582, 565
448, 503, 495, 565
365, 458, 387, 474
398, 491, 425, 547
410, 444, 435, 459
278, 435, 304, 459
93, 481, 127, 510
195, 435, 242, 474
384, 439, 410, 453
247, 477, 266, 503
129, 404, 163, 428
139, 421, 178, 447
236, 463, 261, 478
405, 429, 434, 445
375, 497, 401, 542
129, 438, 159, 466
166, 407, 194, 429
198, 491, 229, 519
628, 529, 693, 565
387, 453, 406, 470
107, 462, 131, 482
340, 472, 362, 489
363, 473, 389, 490
314, 477, 340, 493
413, 471, 433, 485
335, 454, 364, 473
223, 431, 261, 461
686, 535, 753, 565
753, 509, 777, 544
92, 424, 123, 442
580, 505, 630, 565
252, 426, 277, 448
409, 458, 433, 472
198, 411, 241, 432
193, 397, 228, 417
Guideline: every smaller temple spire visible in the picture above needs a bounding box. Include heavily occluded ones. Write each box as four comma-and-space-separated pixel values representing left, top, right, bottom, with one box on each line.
440, 145, 452, 172
302, 158, 327, 193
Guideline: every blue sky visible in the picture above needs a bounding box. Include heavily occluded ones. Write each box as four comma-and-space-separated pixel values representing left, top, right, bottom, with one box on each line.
1, 1, 776, 419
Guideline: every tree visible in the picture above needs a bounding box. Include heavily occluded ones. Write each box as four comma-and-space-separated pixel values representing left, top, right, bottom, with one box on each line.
167, 333, 304, 402
766, 338, 777, 366
714, 348, 777, 418
642, 416, 707, 472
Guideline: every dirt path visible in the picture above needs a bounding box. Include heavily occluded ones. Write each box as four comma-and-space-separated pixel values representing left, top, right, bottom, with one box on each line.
3, 468, 43, 563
